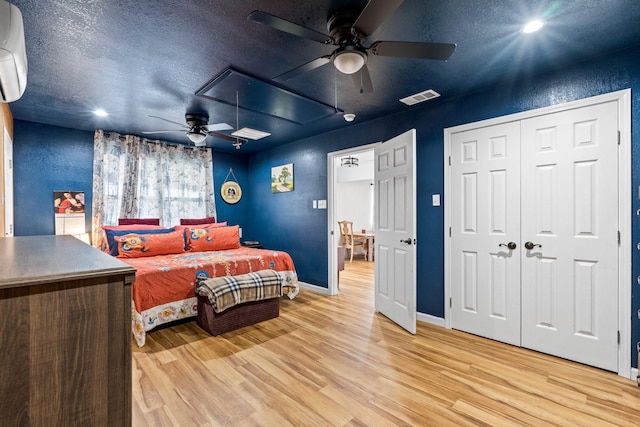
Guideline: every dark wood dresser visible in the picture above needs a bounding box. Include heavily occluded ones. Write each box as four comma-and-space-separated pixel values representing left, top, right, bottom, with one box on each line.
0, 235, 136, 426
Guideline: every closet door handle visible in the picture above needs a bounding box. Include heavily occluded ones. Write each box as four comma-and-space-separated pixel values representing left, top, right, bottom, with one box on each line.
524, 242, 542, 250
499, 242, 517, 250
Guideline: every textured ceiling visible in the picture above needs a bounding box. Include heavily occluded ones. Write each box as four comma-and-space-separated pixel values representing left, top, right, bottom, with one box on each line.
7, 0, 640, 152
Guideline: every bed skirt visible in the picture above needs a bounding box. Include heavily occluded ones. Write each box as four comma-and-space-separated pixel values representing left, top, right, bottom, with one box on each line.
197, 295, 280, 336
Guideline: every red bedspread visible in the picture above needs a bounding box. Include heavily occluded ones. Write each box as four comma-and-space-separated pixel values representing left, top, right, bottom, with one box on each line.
122, 247, 298, 346
123, 247, 298, 314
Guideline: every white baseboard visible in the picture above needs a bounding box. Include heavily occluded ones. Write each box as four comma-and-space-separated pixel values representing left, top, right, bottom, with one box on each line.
417, 312, 445, 327
632, 367, 638, 384
297, 281, 330, 295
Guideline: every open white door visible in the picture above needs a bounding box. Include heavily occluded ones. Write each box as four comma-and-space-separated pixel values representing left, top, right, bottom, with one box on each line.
374, 129, 416, 333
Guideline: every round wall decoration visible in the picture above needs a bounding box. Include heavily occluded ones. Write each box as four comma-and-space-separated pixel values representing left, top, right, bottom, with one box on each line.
221, 168, 242, 204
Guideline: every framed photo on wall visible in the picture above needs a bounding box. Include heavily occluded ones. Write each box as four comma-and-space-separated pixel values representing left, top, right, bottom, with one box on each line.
221, 181, 242, 204
271, 163, 294, 193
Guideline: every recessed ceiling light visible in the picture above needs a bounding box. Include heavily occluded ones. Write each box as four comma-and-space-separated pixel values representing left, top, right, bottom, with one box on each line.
231, 127, 271, 140
522, 20, 544, 34
93, 109, 108, 117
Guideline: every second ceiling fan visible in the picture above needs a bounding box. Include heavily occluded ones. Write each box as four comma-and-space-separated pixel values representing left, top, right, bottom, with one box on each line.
248, 0, 456, 93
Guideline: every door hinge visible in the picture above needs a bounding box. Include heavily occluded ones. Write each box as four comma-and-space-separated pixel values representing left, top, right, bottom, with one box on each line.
618, 230, 621, 245
448, 156, 451, 166
449, 227, 452, 237
449, 297, 452, 308
617, 330, 620, 344
618, 130, 621, 145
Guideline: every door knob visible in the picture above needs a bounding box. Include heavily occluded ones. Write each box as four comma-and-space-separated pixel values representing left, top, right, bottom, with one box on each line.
524, 242, 542, 250
499, 242, 517, 250
400, 238, 412, 244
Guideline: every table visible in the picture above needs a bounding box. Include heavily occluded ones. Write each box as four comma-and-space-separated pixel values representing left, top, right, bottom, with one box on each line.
354, 232, 375, 261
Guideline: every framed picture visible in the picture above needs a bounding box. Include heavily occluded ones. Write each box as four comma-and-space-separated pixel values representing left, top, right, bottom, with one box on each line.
221, 181, 242, 204
271, 163, 294, 193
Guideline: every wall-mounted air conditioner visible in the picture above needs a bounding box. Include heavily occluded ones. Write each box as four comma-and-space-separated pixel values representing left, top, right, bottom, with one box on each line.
0, 0, 28, 102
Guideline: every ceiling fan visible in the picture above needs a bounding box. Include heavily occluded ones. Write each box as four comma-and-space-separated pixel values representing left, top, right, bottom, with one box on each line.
143, 114, 247, 148
247, 0, 456, 93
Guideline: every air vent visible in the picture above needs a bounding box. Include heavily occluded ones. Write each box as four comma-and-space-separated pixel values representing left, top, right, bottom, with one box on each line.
399, 89, 441, 106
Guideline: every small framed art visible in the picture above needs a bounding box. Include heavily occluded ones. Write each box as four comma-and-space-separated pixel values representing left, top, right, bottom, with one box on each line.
221, 181, 242, 204
271, 163, 294, 193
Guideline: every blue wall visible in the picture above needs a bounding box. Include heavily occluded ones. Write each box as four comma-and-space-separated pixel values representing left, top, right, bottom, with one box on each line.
245, 45, 640, 368
10, 45, 640, 368
13, 122, 94, 236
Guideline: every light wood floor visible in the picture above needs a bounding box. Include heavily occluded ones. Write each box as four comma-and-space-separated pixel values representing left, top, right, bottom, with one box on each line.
132, 260, 640, 426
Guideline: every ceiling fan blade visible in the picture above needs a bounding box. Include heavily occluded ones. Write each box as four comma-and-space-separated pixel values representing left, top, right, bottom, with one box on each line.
370, 41, 456, 60
142, 130, 185, 134
351, 64, 374, 94
273, 55, 332, 82
206, 131, 248, 145
352, 0, 404, 38
248, 10, 332, 44
148, 115, 189, 129
202, 123, 233, 132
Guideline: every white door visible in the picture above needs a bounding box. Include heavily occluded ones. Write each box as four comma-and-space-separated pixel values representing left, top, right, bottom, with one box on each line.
520, 101, 619, 371
3, 127, 13, 237
449, 100, 620, 372
374, 129, 417, 334
450, 121, 522, 345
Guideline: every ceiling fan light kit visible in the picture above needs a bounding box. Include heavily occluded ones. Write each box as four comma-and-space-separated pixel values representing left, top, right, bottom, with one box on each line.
188, 131, 207, 145
333, 47, 367, 74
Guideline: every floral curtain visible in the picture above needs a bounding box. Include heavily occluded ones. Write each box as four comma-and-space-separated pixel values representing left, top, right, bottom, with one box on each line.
91, 130, 216, 248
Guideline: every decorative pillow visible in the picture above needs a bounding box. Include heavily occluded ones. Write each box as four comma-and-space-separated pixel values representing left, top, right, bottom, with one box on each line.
187, 225, 240, 252
104, 227, 176, 257
174, 221, 227, 232
180, 216, 216, 225
102, 224, 165, 231
118, 218, 160, 226
115, 230, 185, 258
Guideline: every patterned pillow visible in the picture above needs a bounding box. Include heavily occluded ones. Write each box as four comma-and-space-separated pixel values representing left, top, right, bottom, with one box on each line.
187, 225, 241, 252
115, 230, 185, 258
104, 227, 176, 256
180, 216, 216, 225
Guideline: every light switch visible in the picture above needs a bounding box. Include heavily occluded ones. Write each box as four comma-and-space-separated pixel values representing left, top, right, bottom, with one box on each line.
432, 194, 441, 206
312, 200, 317, 209
318, 199, 327, 209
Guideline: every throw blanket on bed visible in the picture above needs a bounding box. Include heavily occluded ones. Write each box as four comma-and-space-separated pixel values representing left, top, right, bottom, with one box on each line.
196, 269, 283, 313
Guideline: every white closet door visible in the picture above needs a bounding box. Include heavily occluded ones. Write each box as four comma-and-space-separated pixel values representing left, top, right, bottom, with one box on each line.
450, 122, 521, 345
520, 101, 619, 371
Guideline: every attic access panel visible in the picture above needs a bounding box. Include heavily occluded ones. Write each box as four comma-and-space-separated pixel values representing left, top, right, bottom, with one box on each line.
196, 68, 338, 125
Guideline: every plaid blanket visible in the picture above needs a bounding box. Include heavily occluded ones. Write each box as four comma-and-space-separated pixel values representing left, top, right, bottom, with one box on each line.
195, 269, 283, 313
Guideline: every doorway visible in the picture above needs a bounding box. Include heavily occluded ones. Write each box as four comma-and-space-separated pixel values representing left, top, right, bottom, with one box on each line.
328, 143, 378, 295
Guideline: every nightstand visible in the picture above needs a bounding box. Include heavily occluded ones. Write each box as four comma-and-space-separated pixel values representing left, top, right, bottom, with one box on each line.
242, 241, 264, 249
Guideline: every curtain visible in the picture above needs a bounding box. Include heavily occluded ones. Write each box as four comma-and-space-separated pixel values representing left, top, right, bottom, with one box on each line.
92, 130, 216, 248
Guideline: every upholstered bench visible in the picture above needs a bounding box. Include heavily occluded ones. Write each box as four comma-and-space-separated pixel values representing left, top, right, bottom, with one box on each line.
195, 270, 282, 336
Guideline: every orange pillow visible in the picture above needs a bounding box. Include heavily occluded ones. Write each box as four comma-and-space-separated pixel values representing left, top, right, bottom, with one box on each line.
115, 230, 185, 258
173, 221, 227, 232
187, 225, 240, 252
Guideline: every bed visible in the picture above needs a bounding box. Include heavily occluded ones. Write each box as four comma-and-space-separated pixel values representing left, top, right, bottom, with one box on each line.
103, 221, 298, 347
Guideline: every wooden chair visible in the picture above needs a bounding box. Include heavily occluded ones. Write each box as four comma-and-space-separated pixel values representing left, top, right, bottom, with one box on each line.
337, 220, 368, 262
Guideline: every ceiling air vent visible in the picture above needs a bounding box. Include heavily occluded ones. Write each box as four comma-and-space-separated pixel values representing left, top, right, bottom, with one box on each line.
399, 89, 440, 106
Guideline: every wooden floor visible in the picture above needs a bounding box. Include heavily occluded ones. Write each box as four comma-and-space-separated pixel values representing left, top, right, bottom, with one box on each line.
132, 260, 640, 426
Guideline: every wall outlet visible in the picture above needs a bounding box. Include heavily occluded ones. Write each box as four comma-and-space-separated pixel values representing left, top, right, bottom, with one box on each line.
239, 227, 242, 238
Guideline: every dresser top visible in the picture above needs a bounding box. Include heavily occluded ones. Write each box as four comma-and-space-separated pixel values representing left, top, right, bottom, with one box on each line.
0, 235, 136, 289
